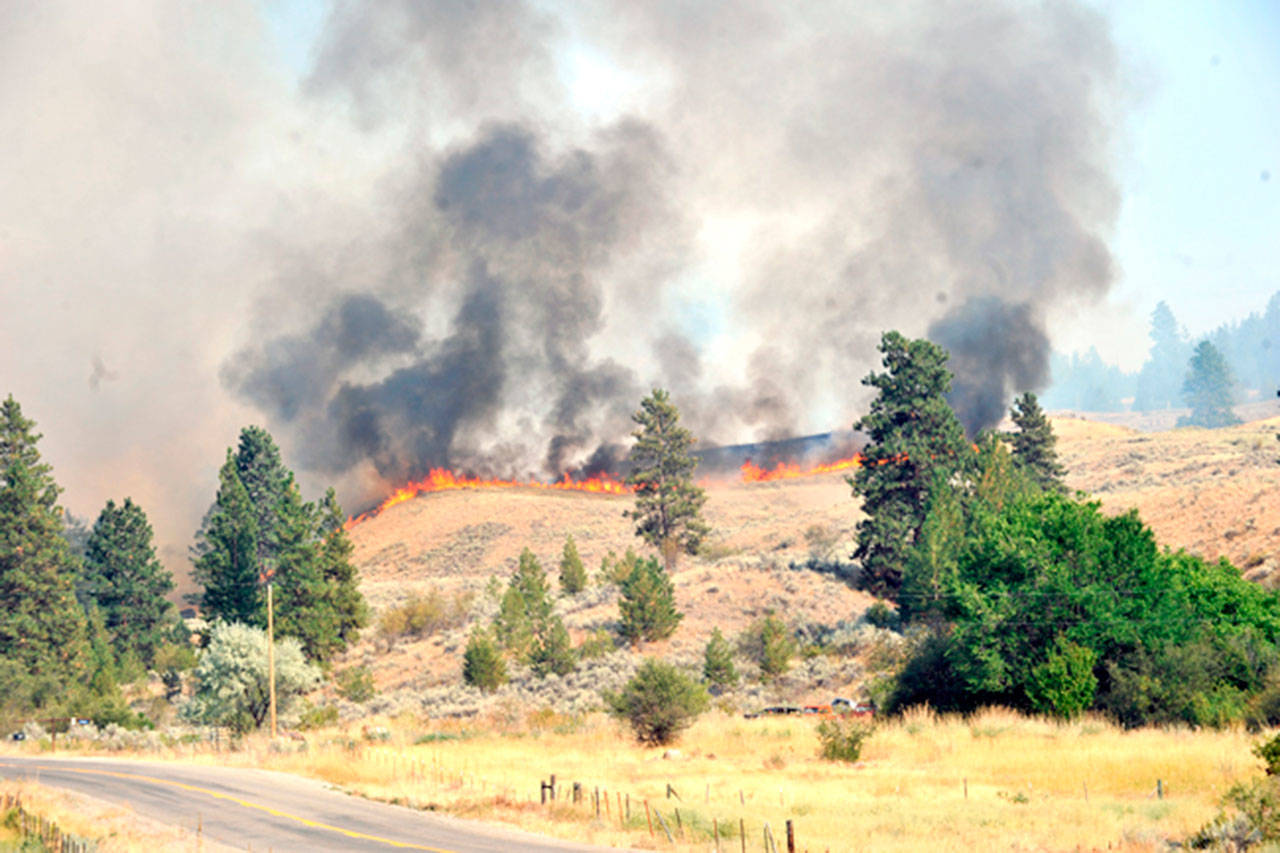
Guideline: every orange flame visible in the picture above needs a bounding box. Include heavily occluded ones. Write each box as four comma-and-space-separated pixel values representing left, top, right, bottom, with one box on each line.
345, 453, 871, 528
344, 469, 630, 529
739, 454, 864, 482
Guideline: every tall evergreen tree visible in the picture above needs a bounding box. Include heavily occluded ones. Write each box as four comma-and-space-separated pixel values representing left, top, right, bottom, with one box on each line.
268, 480, 324, 652
313, 489, 369, 657
81, 497, 176, 667
1007, 392, 1066, 491
0, 396, 89, 703
618, 556, 682, 645
851, 332, 973, 598
193, 430, 367, 664
233, 426, 293, 568
192, 450, 262, 625
1178, 340, 1241, 428
624, 389, 709, 569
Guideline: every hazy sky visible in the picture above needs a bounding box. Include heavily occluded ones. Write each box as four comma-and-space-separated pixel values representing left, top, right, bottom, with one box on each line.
1094, 0, 1278, 364
0, 0, 1275, 576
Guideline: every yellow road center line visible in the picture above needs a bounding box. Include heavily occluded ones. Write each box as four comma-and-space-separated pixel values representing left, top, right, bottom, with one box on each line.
0, 762, 455, 852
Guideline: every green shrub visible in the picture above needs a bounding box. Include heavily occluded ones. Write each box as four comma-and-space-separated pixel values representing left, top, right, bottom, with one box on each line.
605, 658, 708, 745
559, 535, 587, 595
816, 717, 872, 762
864, 602, 899, 630
599, 548, 640, 586
703, 627, 739, 688
528, 616, 576, 678
378, 587, 473, 641
1025, 638, 1098, 720
739, 614, 796, 680
335, 664, 376, 703
618, 556, 682, 645
180, 622, 321, 734
462, 628, 507, 692
297, 700, 339, 730
576, 628, 615, 660
1256, 734, 1280, 776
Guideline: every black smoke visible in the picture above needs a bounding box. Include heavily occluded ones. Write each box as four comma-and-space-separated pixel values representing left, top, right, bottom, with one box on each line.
929, 299, 1051, 435
224, 0, 1120, 496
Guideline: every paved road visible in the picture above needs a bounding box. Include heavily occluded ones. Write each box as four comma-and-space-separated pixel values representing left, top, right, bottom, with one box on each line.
0, 756, 620, 852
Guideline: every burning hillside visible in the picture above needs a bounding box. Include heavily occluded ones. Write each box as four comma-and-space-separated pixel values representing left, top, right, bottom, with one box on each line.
345, 435, 868, 528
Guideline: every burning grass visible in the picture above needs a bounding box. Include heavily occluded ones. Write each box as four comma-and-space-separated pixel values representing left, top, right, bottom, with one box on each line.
25, 707, 1266, 851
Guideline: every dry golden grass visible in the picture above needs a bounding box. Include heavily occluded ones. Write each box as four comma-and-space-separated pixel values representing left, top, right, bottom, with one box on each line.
74, 707, 1261, 852
0, 779, 217, 851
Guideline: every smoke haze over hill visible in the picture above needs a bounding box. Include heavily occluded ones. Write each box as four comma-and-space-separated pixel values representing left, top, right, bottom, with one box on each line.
0, 0, 1122, 571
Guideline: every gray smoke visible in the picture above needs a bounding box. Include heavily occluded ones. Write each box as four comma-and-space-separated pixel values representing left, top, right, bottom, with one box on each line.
229, 1, 1119, 496
0, 0, 1121, 570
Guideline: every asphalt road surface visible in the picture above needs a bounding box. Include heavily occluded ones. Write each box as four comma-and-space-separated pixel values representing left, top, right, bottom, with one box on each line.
0, 755, 622, 852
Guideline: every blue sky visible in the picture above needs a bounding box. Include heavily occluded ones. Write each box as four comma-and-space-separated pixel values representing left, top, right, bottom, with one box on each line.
259, 0, 1278, 370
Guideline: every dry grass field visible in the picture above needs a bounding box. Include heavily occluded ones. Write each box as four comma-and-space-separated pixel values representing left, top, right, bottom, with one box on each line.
30, 707, 1262, 852
0, 780, 211, 851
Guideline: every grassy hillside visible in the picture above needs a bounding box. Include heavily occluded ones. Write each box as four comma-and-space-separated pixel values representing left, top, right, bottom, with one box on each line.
340, 412, 1280, 709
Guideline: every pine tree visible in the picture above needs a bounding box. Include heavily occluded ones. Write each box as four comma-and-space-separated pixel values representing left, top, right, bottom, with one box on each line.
193, 449, 262, 625
494, 548, 553, 661
851, 332, 973, 598
313, 489, 369, 657
233, 426, 293, 568
559, 535, 587, 595
80, 497, 177, 667
1007, 392, 1066, 491
193, 431, 367, 664
462, 627, 507, 692
618, 556, 682, 645
529, 615, 575, 677
269, 480, 326, 657
0, 396, 89, 703
624, 389, 709, 569
1178, 340, 1241, 428
702, 627, 738, 688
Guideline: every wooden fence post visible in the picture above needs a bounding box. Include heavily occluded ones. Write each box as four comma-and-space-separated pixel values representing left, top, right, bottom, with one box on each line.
645, 800, 653, 837
786, 819, 796, 853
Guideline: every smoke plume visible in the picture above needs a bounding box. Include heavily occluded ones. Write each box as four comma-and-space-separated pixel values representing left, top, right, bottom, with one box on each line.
0, 0, 1120, 572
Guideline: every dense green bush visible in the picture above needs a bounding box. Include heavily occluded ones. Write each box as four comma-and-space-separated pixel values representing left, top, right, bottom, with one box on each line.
864, 602, 899, 631
887, 482, 1280, 727
462, 628, 507, 692
606, 658, 708, 745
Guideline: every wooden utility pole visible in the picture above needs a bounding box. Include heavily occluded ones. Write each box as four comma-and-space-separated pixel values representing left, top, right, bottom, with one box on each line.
267, 581, 277, 738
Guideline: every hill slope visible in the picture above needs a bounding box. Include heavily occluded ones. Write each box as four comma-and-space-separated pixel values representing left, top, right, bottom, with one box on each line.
342, 413, 1280, 710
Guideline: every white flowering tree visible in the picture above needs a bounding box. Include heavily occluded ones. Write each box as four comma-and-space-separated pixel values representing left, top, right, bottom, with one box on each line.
181, 622, 320, 733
